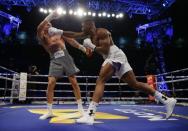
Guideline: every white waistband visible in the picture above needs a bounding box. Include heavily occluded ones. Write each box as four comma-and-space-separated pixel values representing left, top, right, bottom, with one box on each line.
102, 45, 123, 59
51, 49, 66, 59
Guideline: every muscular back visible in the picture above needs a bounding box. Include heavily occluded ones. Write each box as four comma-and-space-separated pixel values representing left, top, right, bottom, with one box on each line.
91, 28, 113, 46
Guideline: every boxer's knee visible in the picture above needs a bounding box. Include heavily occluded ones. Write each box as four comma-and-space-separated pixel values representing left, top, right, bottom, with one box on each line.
128, 80, 139, 89
98, 63, 114, 84
96, 77, 105, 85
68, 75, 79, 89
47, 77, 56, 92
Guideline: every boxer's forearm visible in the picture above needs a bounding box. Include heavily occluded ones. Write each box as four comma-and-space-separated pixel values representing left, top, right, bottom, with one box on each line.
63, 36, 79, 48
37, 11, 59, 35
37, 20, 48, 39
44, 10, 59, 22
63, 36, 86, 53
83, 38, 109, 54
37, 11, 55, 31
37, 20, 48, 33
63, 31, 86, 38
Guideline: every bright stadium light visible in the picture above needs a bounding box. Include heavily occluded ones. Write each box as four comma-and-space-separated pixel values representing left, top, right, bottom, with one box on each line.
43, 9, 48, 14
62, 10, 66, 15
83, 12, 87, 16
69, 10, 73, 15
77, 8, 84, 16
74, 11, 77, 15
56, 7, 63, 15
88, 11, 91, 16
119, 13, 124, 18
48, 9, 53, 13
39, 8, 44, 12
102, 12, 106, 17
116, 15, 119, 18
92, 12, 96, 17
39, 7, 123, 19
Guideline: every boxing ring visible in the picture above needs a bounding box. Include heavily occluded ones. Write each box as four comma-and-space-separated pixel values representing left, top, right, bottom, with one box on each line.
0, 66, 188, 131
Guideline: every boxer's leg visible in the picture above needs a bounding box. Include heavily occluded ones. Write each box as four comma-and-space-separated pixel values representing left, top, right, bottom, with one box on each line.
76, 63, 115, 124
39, 76, 57, 120
62, 50, 84, 115
68, 75, 84, 115
121, 70, 177, 119
39, 57, 63, 120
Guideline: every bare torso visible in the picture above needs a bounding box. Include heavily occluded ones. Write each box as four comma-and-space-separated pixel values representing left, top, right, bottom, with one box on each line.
41, 33, 65, 54
90, 28, 114, 55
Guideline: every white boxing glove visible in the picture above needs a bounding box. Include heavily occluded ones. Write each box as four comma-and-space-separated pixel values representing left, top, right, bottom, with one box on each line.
44, 11, 60, 22
48, 27, 63, 36
83, 38, 96, 51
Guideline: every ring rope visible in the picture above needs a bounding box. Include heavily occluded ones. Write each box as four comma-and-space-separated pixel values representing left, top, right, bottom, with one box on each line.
0, 66, 188, 78
0, 73, 17, 76
1, 73, 188, 79
23, 67, 188, 78
155, 68, 188, 77
1, 88, 188, 92
0, 75, 15, 81
0, 66, 18, 74
166, 76, 188, 79
156, 77, 188, 84
1, 97, 188, 100
1, 75, 188, 85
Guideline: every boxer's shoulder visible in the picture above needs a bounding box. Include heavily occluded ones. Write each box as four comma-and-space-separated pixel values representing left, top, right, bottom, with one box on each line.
96, 28, 111, 37
97, 28, 109, 32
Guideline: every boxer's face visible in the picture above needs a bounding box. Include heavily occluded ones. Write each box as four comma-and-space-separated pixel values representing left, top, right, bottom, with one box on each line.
81, 22, 90, 35
82, 20, 96, 35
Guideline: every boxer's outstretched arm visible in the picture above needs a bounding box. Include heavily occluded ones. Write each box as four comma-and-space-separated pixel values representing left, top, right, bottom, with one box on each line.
62, 36, 81, 49
37, 20, 48, 39
63, 31, 86, 38
62, 36, 86, 53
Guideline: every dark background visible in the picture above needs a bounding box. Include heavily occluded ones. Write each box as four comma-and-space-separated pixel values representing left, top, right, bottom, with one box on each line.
0, 0, 187, 76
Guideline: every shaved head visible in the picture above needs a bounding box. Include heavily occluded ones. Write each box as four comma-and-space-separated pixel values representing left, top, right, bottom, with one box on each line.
81, 19, 96, 34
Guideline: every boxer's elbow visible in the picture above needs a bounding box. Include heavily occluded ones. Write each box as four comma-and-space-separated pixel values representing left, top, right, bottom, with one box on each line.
37, 20, 47, 32
37, 25, 43, 33
36, 28, 43, 40
37, 25, 40, 30
36, 30, 41, 38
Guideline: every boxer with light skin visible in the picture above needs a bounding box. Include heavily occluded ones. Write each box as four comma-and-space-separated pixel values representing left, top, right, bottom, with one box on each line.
36, 11, 89, 120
